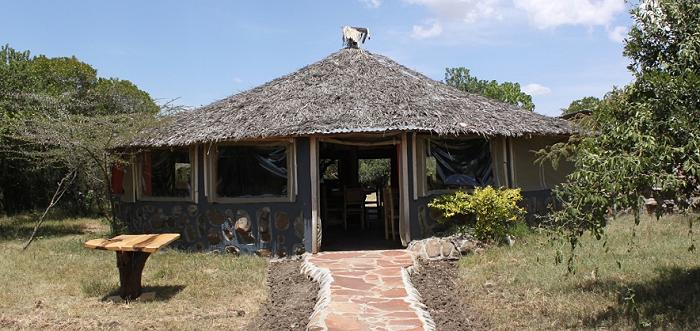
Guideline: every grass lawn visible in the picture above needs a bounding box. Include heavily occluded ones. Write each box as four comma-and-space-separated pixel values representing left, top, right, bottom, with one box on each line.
459, 213, 700, 330
0, 215, 268, 330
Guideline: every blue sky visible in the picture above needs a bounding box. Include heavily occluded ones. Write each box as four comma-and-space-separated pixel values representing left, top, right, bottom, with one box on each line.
2, 0, 634, 116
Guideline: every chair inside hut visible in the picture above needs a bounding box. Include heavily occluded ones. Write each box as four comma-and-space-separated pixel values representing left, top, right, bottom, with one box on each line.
319, 140, 402, 251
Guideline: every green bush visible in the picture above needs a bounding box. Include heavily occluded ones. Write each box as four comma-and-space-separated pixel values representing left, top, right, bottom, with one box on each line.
428, 186, 526, 242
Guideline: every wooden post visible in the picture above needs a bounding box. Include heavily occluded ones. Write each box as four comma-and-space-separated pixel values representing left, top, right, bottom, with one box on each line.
310, 137, 320, 253
116, 251, 151, 300
399, 133, 411, 246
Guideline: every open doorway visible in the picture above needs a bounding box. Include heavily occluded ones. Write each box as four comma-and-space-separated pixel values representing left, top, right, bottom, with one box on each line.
319, 140, 402, 251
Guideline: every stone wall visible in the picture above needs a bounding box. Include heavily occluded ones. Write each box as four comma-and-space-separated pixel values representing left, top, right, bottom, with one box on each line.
115, 200, 307, 257
113, 138, 313, 258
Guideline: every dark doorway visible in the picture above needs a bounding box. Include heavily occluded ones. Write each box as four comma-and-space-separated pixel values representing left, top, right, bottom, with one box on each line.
319, 141, 402, 251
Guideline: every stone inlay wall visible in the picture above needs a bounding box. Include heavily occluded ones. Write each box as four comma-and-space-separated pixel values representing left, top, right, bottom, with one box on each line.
115, 200, 307, 257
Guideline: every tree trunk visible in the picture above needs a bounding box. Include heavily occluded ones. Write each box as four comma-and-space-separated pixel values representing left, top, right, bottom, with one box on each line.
99, 162, 119, 236
104, 170, 116, 234
22, 169, 76, 250
116, 251, 150, 300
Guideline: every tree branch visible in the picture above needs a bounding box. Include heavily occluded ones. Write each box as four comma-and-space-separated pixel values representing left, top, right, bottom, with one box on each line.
22, 169, 77, 250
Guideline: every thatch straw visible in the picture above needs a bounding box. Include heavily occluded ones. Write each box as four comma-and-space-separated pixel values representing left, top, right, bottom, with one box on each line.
130, 48, 573, 147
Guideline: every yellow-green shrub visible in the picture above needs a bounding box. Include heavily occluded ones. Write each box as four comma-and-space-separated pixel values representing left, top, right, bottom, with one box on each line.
428, 186, 526, 241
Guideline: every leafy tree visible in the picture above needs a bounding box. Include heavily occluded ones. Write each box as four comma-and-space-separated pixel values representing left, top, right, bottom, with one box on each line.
445, 67, 535, 111
0, 44, 160, 222
359, 159, 391, 186
544, 0, 700, 271
561, 96, 601, 115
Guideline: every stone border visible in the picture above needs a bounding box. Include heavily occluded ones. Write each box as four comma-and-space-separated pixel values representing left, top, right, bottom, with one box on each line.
300, 254, 333, 330
407, 235, 483, 261
401, 266, 436, 331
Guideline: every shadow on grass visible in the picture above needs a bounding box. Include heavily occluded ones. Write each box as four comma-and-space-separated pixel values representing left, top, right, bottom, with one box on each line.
0, 215, 87, 240
100, 285, 186, 302
578, 267, 700, 329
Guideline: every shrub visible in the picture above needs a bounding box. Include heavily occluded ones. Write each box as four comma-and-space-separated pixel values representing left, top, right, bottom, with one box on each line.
428, 186, 526, 242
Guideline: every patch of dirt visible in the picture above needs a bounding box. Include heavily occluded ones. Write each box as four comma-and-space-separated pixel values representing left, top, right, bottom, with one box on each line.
247, 259, 319, 330
411, 260, 490, 330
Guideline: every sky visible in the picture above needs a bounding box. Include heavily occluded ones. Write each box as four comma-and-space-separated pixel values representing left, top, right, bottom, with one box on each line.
1, 0, 635, 116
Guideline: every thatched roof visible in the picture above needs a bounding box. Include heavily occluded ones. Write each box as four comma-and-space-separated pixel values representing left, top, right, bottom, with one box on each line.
132, 48, 573, 147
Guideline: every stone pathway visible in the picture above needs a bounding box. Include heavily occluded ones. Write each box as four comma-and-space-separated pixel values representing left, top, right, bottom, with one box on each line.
302, 250, 435, 331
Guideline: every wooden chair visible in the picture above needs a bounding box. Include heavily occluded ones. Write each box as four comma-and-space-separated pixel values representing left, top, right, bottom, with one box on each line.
383, 186, 399, 240
322, 183, 343, 226
343, 187, 366, 230
363, 186, 380, 229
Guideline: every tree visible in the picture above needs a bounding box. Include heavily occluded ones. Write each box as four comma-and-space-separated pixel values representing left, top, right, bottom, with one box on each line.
0, 45, 160, 216
544, 0, 700, 271
359, 159, 391, 186
13, 105, 165, 241
445, 67, 535, 111
561, 96, 601, 115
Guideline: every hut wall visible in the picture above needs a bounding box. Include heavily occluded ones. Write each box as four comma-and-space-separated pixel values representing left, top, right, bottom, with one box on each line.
511, 136, 572, 190
510, 136, 572, 222
409, 135, 574, 239
489, 137, 508, 187
112, 139, 313, 257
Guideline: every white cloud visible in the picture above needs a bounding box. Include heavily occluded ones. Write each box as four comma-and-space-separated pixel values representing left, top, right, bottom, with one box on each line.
404, 0, 504, 24
608, 25, 627, 43
233, 77, 243, 84
522, 83, 551, 96
513, 0, 626, 29
360, 0, 381, 8
411, 20, 443, 39
403, 0, 627, 42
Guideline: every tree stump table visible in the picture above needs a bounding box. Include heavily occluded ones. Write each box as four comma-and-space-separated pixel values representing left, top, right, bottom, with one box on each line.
84, 234, 180, 300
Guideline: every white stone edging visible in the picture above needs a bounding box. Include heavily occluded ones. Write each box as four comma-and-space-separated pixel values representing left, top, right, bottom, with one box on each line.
401, 257, 436, 331
301, 254, 333, 331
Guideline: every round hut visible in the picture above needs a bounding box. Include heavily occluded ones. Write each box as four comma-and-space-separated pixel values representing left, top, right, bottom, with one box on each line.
114, 41, 575, 256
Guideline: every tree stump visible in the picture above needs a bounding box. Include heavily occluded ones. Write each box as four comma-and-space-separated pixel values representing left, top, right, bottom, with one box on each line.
116, 251, 151, 300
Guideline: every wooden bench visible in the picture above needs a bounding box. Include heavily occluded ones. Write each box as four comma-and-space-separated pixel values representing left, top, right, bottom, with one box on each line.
84, 234, 180, 300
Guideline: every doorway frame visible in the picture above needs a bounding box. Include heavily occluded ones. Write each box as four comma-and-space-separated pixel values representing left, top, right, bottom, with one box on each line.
309, 134, 410, 253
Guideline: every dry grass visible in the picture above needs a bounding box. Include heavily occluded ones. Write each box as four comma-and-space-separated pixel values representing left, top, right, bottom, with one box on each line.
458, 213, 700, 330
0, 215, 267, 330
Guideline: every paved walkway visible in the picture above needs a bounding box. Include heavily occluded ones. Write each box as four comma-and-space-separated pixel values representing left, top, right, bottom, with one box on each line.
302, 250, 434, 331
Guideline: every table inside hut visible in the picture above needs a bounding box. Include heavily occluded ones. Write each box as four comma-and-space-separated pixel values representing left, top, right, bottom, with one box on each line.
83, 233, 180, 300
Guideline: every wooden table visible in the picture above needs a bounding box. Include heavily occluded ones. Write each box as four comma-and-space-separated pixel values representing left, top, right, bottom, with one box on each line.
84, 234, 180, 300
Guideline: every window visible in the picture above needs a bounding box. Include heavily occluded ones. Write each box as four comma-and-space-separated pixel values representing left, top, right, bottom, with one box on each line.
423, 138, 493, 192
140, 148, 192, 198
216, 144, 290, 199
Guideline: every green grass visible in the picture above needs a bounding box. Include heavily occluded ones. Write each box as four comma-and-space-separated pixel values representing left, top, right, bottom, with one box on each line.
0, 215, 268, 330
458, 213, 700, 330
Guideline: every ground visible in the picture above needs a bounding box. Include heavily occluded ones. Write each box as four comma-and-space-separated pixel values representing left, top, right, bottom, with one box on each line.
3, 213, 700, 330
450, 213, 700, 330
247, 259, 318, 330
411, 260, 489, 330
0, 215, 267, 330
